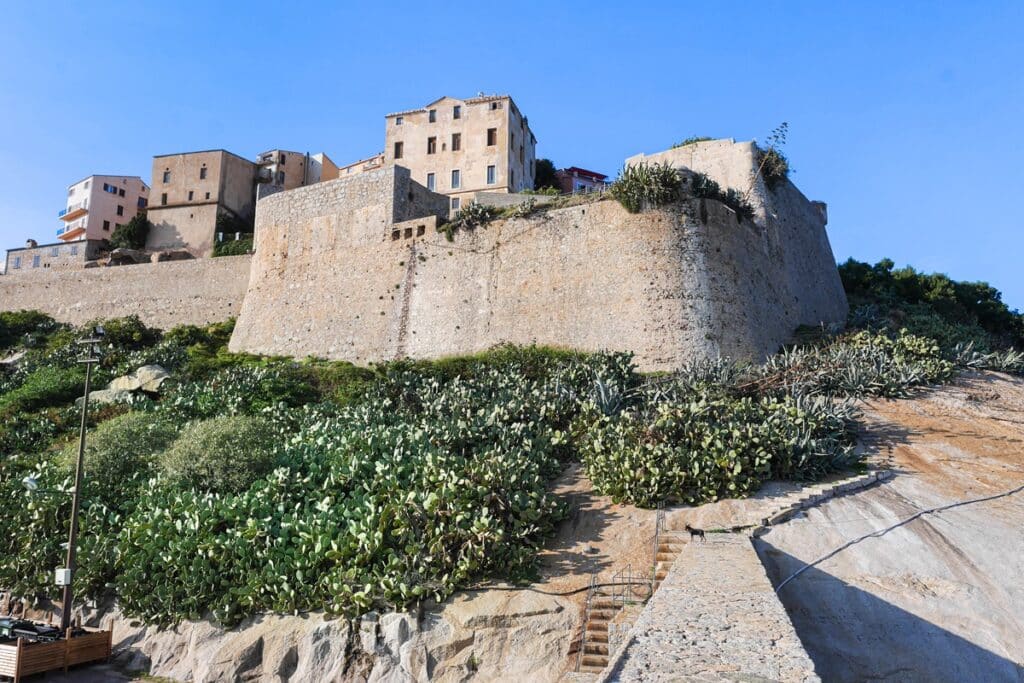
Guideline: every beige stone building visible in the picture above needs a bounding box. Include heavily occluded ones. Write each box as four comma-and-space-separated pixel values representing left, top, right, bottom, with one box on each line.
256, 150, 339, 190
384, 94, 536, 213
336, 152, 385, 179
147, 150, 260, 257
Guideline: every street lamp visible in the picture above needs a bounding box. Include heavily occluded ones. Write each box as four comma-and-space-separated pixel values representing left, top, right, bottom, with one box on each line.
25, 326, 105, 634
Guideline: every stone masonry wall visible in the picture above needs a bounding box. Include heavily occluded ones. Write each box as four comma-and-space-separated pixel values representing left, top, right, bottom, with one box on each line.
0, 255, 252, 328
230, 158, 847, 370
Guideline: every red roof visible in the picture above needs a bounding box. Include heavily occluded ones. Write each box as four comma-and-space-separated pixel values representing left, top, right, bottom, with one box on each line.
560, 167, 608, 181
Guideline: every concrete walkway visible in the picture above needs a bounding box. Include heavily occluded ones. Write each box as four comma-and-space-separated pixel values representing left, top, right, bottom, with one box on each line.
601, 534, 819, 682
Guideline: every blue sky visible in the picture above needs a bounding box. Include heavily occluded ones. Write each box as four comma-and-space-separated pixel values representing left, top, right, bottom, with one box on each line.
1, 2, 1021, 306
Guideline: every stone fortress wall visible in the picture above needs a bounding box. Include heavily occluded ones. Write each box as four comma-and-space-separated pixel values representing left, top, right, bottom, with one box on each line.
0, 140, 848, 371
228, 141, 848, 371
0, 255, 251, 329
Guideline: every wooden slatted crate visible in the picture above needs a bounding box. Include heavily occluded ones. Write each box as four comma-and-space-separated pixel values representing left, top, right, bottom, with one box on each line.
0, 627, 111, 682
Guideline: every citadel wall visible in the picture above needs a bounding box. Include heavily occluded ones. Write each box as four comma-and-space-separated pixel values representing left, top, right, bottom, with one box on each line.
0, 255, 251, 328
229, 162, 847, 370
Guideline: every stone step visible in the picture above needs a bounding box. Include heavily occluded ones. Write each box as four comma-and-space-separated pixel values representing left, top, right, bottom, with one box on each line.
590, 599, 616, 609
656, 552, 677, 562
580, 664, 606, 674
658, 543, 684, 552
588, 610, 615, 621
586, 631, 609, 644
584, 642, 609, 655
581, 655, 608, 668
587, 621, 609, 632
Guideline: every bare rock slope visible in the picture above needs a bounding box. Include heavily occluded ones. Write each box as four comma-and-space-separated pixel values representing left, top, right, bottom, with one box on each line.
758, 372, 1024, 682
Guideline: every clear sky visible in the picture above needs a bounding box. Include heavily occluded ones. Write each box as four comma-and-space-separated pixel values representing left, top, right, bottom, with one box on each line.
1, 2, 1021, 306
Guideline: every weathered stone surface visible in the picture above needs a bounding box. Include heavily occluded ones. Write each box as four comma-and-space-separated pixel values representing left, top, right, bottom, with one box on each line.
107, 364, 169, 393
601, 535, 820, 682
75, 388, 134, 408
0, 256, 251, 329
230, 144, 847, 371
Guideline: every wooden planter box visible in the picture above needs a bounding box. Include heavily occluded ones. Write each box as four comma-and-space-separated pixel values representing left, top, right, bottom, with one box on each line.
0, 628, 111, 682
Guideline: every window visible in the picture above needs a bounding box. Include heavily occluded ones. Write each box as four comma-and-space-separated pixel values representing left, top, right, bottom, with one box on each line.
187, 191, 194, 201
490, 101, 499, 110
276, 171, 285, 185
116, 205, 124, 216
200, 167, 207, 180
487, 128, 497, 146
451, 133, 461, 151
83, 181, 89, 189
451, 169, 460, 189
205, 191, 210, 200
103, 220, 111, 231
511, 169, 515, 187
118, 188, 125, 197
50, 247, 59, 256
395, 116, 403, 125
32, 255, 40, 268
102, 183, 118, 194
428, 109, 436, 122
115, 223, 122, 230
162, 170, 171, 183
511, 131, 515, 147
138, 197, 148, 208
280, 153, 287, 164
394, 141, 403, 159
426, 173, 435, 191
12, 256, 20, 269
451, 197, 461, 211
70, 245, 78, 256
486, 165, 496, 184
160, 193, 167, 205
453, 105, 461, 119
427, 137, 437, 154
519, 145, 524, 163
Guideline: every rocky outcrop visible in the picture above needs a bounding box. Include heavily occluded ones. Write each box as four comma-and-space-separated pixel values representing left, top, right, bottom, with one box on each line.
107, 364, 170, 393
88, 588, 577, 682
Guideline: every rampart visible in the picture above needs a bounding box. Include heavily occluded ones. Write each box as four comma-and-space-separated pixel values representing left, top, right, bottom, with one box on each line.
229, 145, 848, 370
0, 256, 251, 328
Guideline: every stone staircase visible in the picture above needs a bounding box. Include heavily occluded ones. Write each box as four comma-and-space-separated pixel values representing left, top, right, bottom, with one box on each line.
652, 529, 688, 592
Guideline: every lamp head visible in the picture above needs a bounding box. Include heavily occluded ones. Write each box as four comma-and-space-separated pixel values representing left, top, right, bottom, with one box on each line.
93, 325, 105, 338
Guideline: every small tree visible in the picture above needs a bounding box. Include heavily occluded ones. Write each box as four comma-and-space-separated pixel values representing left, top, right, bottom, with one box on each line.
533, 158, 559, 191
109, 214, 150, 250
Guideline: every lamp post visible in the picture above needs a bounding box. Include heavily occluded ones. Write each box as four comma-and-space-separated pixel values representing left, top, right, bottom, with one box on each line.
58, 327, 104, 633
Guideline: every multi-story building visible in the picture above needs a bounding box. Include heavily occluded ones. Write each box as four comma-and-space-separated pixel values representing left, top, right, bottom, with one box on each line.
255, 150, 339, 190
336, 152, 385, 179
57, 175, 149, 243
4, 238, 102, 275
555, 167, 609, 195
146, 150, 260, 257
383, 94, 537, 213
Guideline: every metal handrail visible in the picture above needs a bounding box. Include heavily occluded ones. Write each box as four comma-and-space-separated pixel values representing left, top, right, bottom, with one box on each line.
575, 573, 597, 672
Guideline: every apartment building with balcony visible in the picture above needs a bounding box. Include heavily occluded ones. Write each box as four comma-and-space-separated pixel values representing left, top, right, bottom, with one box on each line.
383, 94, 537, 213
146, 150, 261, 257
56, 175, 149, 243
255, 150, 339, 191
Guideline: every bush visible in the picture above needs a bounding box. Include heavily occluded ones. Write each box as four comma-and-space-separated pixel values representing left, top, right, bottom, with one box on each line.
0, 365, 86, 416
109, 214, 150, 250
758, 148, 790, 190
88, 315, 161, 353
671, 136, 714, 148
0, 311, 62, 351
610, 162, 682, 213
577, 392, 856, 507
213, 237, 254, 257
688, 173, 755, 222
62, 412, 178, 505
159, 415, 279, 493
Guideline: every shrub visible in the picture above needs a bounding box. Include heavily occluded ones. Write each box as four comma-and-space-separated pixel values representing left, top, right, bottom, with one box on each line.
610, 162, 682, 213
0, 311, 63, 351
533, 158, 559, 191
687, 173, 755, 222
0, 365, 86, 416
577, 392, 857, 507
159, 364, 319, 419
159, 415, 278, 493
109, 214, 150, 250
671, 136, 714, 148
62, 412, 179, 505
213, 237, 254, 257
758, 148, 790, 190
88, 315, 161, 353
